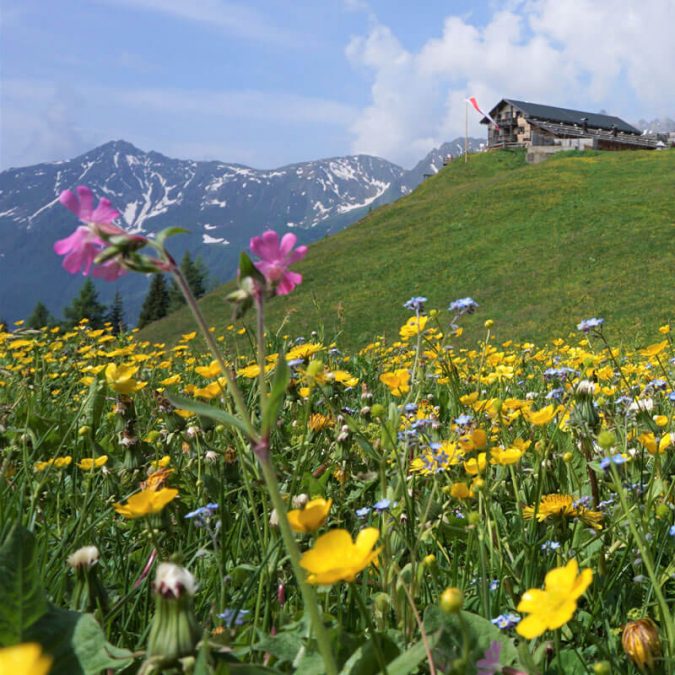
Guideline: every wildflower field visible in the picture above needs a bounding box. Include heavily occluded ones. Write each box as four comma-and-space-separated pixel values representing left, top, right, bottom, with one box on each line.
0, 187, 673, 674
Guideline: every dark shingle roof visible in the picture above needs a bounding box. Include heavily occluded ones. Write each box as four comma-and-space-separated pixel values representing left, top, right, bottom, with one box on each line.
486, 99, 640, 135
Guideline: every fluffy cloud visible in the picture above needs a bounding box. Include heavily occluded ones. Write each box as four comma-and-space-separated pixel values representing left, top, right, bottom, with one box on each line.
348, 0, 675, 167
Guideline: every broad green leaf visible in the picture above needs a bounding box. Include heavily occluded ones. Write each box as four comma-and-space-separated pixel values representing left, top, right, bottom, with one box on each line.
24, 606, 133, 674
166, 393, 252, 438
385, 633, 438, 675
254, 632, 304, 664
340, 633, 400, 675
262, 352, 290, 436
0, 525, 47, 645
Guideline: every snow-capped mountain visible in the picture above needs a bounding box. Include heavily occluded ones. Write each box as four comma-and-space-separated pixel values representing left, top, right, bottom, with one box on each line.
0, 138, 480, 323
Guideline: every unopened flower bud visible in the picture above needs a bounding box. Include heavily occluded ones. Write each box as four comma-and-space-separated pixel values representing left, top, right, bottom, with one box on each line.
440, 587, 464, 614
147, 563, 200, 665
68, 546, 107, 613
371, 404, 385, 418
277, 583, 286, 606
596, 430, 616, 450
592, 661, 611, 675
562, 451, 574, 463
423, 554, 436, 567
622, 618, 661, 672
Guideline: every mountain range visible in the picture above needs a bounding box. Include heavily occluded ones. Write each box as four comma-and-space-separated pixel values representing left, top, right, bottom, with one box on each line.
0, 138, 482, 323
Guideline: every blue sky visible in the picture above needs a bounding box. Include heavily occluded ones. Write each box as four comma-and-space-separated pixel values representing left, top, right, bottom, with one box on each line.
1, 0, 673, 170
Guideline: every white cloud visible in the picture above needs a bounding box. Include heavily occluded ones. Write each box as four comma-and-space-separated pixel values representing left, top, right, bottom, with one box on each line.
99, 0, 296, 46
0, 80, 89, 169
347, 0, 675, 167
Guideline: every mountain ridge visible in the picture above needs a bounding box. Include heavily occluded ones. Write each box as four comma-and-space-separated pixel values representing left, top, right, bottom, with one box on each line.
0, 137, 482, 323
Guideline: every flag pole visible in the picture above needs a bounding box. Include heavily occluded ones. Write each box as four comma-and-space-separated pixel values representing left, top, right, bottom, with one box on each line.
464, 100, 469, 163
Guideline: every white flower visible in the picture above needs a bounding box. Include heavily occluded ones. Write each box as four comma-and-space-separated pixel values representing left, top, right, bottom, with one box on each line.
629, 398, 653, 413
292, 493, 309, 509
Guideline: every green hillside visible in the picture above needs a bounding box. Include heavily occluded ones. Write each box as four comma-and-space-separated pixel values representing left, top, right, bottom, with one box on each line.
142, 148, 674, 347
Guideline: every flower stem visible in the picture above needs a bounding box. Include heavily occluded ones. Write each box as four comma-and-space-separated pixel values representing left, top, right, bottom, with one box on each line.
257, 457, 338, 675
170, 263, 258, 442
609, 464, 674, 656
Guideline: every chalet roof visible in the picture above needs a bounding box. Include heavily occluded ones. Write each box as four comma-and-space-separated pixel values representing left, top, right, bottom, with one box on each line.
483, 99, 641, 135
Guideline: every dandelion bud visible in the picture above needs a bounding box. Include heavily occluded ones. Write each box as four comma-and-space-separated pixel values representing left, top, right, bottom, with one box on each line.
68, 545, 108, 613
562, 451, 574, 463
484, 319, 494, 329
622, 618, 661, 672
592, 662, 611, 675
440, 587, 464, 614
147, 563, 200, 665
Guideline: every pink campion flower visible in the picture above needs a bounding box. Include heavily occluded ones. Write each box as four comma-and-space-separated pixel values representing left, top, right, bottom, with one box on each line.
54, 185, 129, 279
249, 230, 308, 296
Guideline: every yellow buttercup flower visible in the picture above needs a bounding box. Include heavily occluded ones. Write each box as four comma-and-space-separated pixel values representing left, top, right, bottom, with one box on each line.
379, 369, 410, 397
105, 363, 147, 394
399, 315, 428, 339
35, 456, 72, 472
639, 340, 668, 358
523, 404, 556, 426
113, 487, 178, 519
0, 643, 52, 675
287, 498, 332, 533
77, 455, 108, 470
516, 559, 592, 639
300, 528, 381, 584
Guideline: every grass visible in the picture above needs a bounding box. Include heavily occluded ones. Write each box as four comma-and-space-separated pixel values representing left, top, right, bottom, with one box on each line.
141, 148, 674, 347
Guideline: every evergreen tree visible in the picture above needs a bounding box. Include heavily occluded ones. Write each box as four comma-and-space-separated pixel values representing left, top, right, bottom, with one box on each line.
63, 279, 107, 328
27, 301, 53, 329
106, 291, 126, 335
137, 274, 169, 328
167, 251, 208, 313
183, 252, 206, 299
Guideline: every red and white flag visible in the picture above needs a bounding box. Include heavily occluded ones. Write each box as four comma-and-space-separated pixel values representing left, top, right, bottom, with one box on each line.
466, 97, 500, 130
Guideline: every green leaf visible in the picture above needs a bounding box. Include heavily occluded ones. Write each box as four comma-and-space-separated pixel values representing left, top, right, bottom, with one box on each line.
254, 632, 304, 664
155, 226, 189, 248
24, 606, 133, 674
0, 525, 47, 645
339, 633, 400, 675
385, 634, 438, 675
262, 352, 290, 436
166, 393, 252, 439
238, 252, 265, 285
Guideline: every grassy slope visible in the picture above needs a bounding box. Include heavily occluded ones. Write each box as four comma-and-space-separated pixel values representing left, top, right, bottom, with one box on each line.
142, 148, 674, 347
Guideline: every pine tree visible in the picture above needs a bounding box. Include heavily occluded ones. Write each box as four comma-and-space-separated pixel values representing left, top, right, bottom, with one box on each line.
106, 291, 126, 335
183, 252, 206, 299
167, 252, 207, 313
27, 301, 53, 329
63, 279, 107, 328
137, 274, 169, 328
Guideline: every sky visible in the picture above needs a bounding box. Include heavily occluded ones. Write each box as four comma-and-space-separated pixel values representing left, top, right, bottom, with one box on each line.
1, 0, 674, 170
